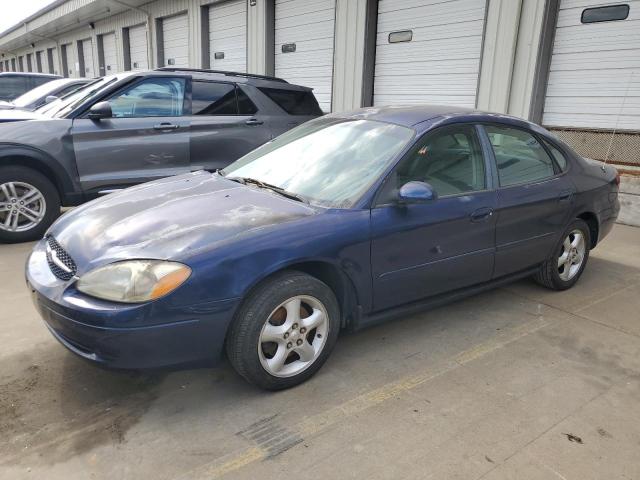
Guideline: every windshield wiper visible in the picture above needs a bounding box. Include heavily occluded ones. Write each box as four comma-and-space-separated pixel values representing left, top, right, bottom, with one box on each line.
227, 176, 308, 204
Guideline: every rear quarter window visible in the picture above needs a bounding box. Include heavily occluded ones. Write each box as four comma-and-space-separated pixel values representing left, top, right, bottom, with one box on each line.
258, 87, 322, 115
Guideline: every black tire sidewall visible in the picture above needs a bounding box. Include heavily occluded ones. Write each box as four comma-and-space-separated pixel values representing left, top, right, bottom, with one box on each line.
226, 271, 341, 390
0, 166, 60, 243
549, 219, 591, 290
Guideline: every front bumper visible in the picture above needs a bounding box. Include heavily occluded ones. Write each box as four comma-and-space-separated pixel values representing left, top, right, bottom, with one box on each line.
26, 240, 239, 369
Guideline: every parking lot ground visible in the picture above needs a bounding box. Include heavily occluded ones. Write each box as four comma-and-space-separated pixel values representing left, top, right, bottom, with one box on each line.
1, 224, 639, 480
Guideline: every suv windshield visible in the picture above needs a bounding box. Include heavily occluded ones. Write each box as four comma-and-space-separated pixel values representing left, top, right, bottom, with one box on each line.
37, 73, 134, 118
222, 117, 414, 208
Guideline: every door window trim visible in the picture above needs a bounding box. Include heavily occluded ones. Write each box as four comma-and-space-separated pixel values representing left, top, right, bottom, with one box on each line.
477, 123, 568, 189
373, 122, 494, 208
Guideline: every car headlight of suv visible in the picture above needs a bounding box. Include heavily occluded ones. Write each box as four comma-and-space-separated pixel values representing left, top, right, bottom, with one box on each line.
76, 260, 191, 303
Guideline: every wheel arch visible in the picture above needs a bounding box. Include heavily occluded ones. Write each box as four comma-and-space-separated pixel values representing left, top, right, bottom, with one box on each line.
0, 146, 77, 205
576, 211, 599, 248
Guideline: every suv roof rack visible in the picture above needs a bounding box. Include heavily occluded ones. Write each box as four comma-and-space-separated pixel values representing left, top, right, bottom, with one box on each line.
155, 67, 288, 83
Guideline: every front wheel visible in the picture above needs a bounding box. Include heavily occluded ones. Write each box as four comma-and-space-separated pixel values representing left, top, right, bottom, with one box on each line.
226, 271, 340, 390
0, 166, 60, 243
535, 218, 591, 290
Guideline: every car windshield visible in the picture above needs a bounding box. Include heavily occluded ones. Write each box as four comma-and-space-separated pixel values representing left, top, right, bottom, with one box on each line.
12, 79, 71, 108
222, 117, 414, 208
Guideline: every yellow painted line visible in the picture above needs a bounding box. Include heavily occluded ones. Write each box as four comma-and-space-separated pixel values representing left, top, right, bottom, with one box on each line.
177, 316, 549, 480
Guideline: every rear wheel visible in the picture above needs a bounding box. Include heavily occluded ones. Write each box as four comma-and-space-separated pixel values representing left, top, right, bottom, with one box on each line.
535, 219, 591, 290
0, 166, 60, 243
226, 271, 340, 390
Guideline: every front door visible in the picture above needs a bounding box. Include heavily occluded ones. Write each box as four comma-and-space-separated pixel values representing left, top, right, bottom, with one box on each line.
71, 76, 191, 194
371, 124, 497, 311
481, 124, 575, 278
188, 81, 273, 172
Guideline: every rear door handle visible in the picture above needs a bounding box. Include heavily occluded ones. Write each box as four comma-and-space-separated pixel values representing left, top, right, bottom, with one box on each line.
245, 118, 264, 126
470, 207, 494, 223
558, 189, 574, 202
153, 123, 179, 131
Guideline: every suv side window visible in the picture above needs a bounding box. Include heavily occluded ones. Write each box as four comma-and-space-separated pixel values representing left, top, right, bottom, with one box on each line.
484, 125, 556, 187
192, 81, 237, 115
106, 77, 186, 118
258, 87, 322, 115
381, 124, 486, 202
542, 138, 568, 171
0, 76, 30, 99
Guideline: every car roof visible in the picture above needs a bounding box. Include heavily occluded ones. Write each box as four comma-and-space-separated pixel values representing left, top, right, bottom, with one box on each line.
329, 105, 546, 133
0, 72, 60, 78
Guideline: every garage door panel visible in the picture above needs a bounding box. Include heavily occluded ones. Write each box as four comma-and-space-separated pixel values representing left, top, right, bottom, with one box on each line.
102, 33, 118, 74
163, 14, 189, 67
209, 0, 246, 72
129, 24, 148, 70
373, 0, 485, 107
275, 0, 335, 112
82, 39, 95, 77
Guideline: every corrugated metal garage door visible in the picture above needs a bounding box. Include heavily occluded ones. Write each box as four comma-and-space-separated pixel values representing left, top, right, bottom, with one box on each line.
81, 39, 95, 77
373, 0, 486, 107
128, 24, 148, 70
209, 0, 247, 72
162, 13, 189, 67
101, 32, 119, 74
543, 0, 640, 130
274, 0, 336, 112
47, 47, 59, 75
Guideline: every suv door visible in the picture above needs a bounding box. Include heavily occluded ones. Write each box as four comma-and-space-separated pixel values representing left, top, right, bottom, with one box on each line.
481, 124, 575, 278
188, 81, 272, 172
71, 76, 190, 194
370, 124, 497, 311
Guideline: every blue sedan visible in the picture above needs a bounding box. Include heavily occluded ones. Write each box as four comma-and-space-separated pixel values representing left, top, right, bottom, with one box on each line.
26, 106, 620, 390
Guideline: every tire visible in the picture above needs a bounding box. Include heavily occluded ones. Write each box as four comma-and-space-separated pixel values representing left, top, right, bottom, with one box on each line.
226, 271, 341, 390
535, 218, 591, 291
0, 166, 61, 243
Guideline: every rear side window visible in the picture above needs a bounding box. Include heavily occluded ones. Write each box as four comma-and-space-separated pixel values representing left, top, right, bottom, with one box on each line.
542, 139, 568, 171
484, 125, 556, 187
192, 81, 237, 115
237, 88, 258, 115
258, 87, 322, 115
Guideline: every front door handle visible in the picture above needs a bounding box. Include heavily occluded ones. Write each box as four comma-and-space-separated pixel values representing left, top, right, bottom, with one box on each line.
470, 207, 494, 223
153, 123, 179, 131
245, 118, 264, 126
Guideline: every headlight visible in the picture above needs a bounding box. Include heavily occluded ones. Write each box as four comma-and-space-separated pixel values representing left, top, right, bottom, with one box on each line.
76, 260, 191, 303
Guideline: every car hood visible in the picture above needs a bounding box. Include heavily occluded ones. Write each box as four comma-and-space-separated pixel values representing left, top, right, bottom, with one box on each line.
48, 171, 318, 272
0, 108, 47, 122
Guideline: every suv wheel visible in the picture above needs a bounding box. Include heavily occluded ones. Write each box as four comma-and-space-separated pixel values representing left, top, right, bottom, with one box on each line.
226, 271, 340, 390
0, 166, 60, 243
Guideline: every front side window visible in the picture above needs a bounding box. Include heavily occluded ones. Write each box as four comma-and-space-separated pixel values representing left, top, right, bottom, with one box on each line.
392, 125, 486, 197
192, 81, 237, 115
106, 77, 186, 118
222, 118, 414, 208
485, 125, 556, 187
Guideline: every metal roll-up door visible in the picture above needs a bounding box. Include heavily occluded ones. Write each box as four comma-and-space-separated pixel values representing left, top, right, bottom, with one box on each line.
274, 0, 336, 112
162, 13, 189, 67
373, 0, 487, 107
128, 24, 148, 70
543, 0, 640, 131
101, 32, 119, 74
47, 47, 60, 75
209, 0, 247, 72
81, 39, 96, 77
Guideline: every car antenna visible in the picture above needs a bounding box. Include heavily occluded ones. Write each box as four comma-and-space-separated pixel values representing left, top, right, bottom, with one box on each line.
601, 70, 636, 171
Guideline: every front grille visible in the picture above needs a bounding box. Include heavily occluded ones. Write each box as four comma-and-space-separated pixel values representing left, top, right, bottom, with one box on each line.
45, 235, 77, 281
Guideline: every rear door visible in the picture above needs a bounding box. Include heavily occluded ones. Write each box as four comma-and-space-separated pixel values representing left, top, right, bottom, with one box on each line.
188, 80, 272, 172
71, 75, 190, 194
481, 124, 575, 278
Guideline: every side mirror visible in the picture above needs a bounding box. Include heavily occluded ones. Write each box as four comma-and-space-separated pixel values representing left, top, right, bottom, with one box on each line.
397, 181, 437, 204
44, 95, 58, 104
87, 101, 112, 120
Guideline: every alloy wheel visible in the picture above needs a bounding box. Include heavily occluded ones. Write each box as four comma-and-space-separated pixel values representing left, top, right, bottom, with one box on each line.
0, 182, 47, 232
258, 295, 329, 378
558, 229, 586, 281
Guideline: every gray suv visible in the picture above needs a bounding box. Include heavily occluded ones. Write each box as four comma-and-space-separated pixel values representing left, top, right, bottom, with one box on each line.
0, 68, 322, 242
